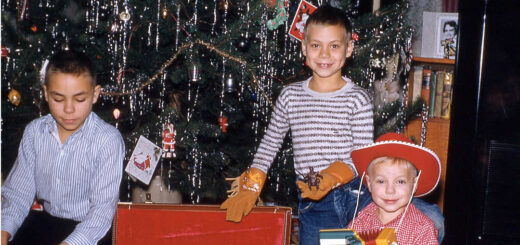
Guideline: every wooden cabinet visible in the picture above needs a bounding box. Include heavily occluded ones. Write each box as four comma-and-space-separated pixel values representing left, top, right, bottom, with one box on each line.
404, 57, 454, 212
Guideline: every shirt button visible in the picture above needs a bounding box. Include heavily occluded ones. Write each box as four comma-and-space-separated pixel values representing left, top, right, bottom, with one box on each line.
60, 150, 64, 156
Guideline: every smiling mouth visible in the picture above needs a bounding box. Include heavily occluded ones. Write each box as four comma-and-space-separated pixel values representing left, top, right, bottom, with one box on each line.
317, 63, 332, 68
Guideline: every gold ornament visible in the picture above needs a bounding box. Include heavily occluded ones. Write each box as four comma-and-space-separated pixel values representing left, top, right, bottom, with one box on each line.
30, 25, 37, 32
8, 89, 21, 106
161, 6, 169, 20
119, 11, 131, 22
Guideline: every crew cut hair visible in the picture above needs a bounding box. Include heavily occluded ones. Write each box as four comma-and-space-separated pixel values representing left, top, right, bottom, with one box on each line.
303, 5, 352, 42
44, 50, 97, 86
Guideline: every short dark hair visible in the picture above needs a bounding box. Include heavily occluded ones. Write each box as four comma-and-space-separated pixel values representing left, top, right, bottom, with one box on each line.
44, 50, 97, 86
303, 5, 352, 42
443, 21, 457, 32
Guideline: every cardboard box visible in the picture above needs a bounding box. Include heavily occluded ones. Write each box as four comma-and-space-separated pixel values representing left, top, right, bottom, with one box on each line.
113, 203, 292, 245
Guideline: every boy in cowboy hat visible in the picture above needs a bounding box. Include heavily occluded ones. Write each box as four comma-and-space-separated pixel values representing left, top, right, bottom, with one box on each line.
348, 132, 441, 244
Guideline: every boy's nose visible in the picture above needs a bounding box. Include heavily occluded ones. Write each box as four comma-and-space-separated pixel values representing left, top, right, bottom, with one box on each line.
385, 184, 396, 194
64, 101, 75, 113
319, 47, 330, 58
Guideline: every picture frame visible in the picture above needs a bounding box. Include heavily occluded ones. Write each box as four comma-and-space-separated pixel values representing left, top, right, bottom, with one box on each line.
421, 12, 459, 59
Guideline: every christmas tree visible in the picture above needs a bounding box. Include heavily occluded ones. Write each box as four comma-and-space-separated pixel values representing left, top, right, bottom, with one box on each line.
1, 0, 418, 207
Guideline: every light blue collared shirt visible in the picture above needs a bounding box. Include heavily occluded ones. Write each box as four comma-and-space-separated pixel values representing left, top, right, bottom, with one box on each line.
2, 112, 125, 245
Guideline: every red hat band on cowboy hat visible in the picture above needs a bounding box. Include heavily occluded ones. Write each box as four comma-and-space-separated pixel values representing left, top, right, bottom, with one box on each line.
351, 132, 441, 197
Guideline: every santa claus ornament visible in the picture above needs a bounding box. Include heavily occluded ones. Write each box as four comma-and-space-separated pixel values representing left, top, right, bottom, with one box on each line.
162, 123, 176, 158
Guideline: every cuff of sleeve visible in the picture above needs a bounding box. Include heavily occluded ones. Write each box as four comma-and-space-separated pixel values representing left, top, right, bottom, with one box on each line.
64, 231, 91, 245
1, 219, 19, 242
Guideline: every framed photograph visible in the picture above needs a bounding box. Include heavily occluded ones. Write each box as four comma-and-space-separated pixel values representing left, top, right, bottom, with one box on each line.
421, 12, 459, 59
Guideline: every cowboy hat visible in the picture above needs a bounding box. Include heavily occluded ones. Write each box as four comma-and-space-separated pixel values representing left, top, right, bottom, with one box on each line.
351, 132, 441, 197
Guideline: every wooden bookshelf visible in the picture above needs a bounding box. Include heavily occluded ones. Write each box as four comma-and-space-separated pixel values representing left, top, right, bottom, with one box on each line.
405, 57, 455, 212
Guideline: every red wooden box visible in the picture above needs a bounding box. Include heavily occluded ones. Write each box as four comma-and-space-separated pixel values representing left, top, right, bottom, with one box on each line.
113, 203, 292, 245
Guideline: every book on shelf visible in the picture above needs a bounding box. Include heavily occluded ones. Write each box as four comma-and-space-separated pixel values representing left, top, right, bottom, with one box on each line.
428, 72, 437, 117
411, 66, 423, 103
441, 72, 454, 119
421, 68, 432, 106
434, 71, 446, 117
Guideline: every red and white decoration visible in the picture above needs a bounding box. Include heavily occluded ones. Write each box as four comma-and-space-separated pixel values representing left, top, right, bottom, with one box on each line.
162, 123, 176, 158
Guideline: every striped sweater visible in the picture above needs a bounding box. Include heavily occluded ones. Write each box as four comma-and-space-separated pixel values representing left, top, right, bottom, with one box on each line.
250, 77, 374, 177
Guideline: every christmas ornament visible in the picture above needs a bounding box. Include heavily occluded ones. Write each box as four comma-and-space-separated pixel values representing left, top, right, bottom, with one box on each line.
119, 11, 131, 22
218, 116, 228, 133
8, 89, 21, 106
236, 36, 250, 52
161, 6, 169, 20
111, 22, 119, 33
188, 62, 201, 82
351, 33, 359, 42
218, 0, 232, 11
267, 0, 288, 31
162, 123, 176, 158
224, 74, 236, 93
30, 25, 37, 32
1, 46, 8, 57
113, 108, 121, 120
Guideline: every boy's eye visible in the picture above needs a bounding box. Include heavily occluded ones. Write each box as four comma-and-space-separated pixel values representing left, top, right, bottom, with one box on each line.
76, 98, 87, 102
397, 179, 407, 184
311, 43, 319, 48
376, 179, 385, 184
331, 44, 339, 49
53, 98, 64, 102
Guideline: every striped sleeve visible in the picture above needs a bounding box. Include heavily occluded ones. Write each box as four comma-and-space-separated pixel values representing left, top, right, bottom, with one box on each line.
64, 128, 125, 245
1, 121, 38, 240
346, 88, 374, 169
250, 88, 291, 173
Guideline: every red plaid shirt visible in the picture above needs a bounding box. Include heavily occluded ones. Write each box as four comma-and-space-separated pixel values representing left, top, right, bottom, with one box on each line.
348, 202, 438, 245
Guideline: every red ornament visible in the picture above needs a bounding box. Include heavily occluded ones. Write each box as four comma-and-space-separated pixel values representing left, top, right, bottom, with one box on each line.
351, 33, 359, 42
218, 116, 228, 133
1, 46, 9, 57
162, 123, 176, 158
30, 25, 37, 32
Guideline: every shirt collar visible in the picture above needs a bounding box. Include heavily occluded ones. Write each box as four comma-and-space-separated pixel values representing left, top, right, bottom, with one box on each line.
41, 112, 97, 142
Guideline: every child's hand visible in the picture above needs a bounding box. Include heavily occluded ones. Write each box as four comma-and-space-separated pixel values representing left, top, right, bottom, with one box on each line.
296, 161, 355, 200
296, 174, 336, 200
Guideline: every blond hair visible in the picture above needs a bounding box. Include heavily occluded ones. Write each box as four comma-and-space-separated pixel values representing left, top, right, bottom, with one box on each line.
367, 156, 419, 176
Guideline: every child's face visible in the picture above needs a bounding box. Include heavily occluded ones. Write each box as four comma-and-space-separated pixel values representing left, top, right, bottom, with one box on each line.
43, 72, 101, 140
302, 23, 353, 80
366, 160, 416, 223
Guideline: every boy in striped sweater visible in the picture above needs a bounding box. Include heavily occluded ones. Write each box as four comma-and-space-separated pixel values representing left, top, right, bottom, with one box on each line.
221, 5, 443, 245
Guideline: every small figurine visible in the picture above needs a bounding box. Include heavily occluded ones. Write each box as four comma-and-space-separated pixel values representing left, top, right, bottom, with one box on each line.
302, 167, 323, 190
162, 123, 176, 158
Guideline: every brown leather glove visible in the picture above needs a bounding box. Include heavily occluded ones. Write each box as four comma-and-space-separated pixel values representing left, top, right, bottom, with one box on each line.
220, 167, 266, 222
296, 161, 355, 200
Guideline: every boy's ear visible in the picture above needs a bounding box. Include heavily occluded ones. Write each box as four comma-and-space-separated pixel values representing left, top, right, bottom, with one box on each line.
365, 174, 372, 192
346, 40, 354, 58
42, 85, 49, 102
301, 40, 307, 57
92, 85, 101, 104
